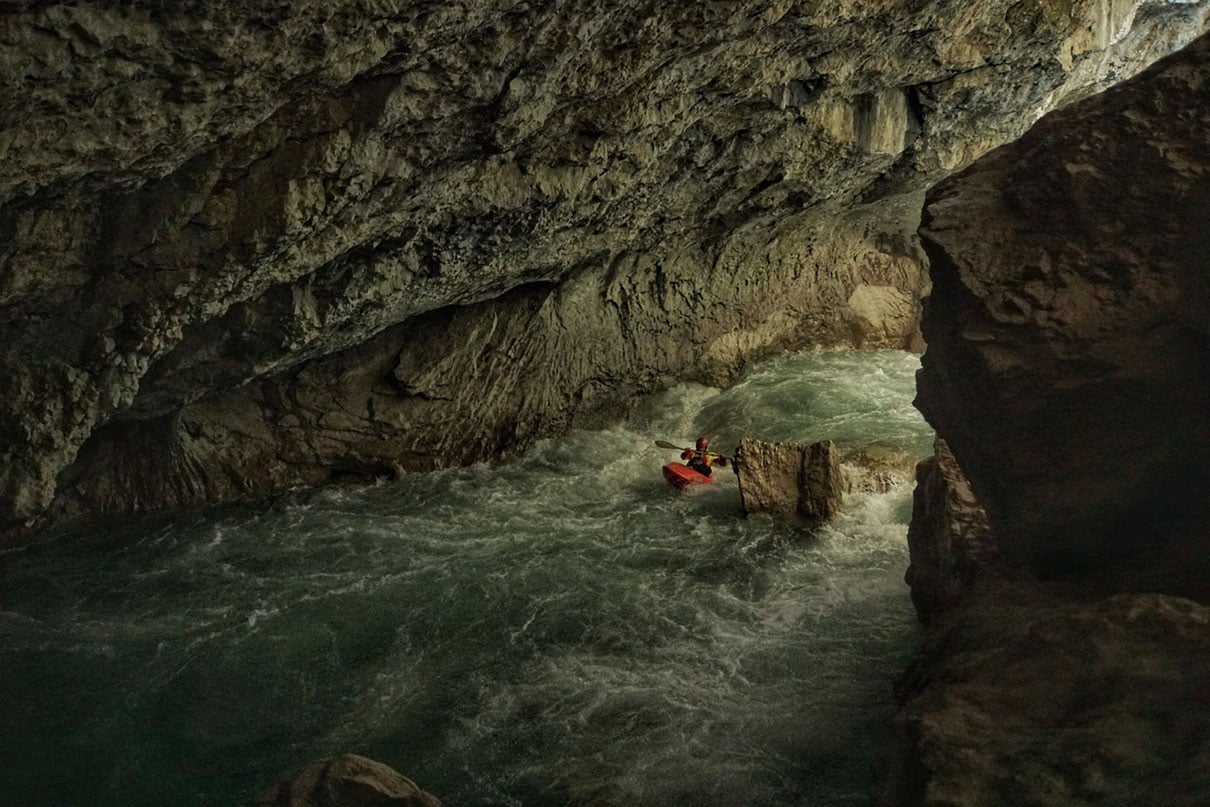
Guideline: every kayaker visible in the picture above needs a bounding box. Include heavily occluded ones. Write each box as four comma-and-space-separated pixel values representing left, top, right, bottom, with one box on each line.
682, 437, 727, 477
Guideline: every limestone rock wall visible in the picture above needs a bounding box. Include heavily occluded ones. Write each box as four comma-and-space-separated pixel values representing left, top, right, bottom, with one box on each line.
3, 1, 1208, 535
916, 30, 1210, 579
898, 31, 1210, 805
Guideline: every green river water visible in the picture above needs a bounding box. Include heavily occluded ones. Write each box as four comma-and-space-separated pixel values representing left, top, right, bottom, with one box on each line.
0, 348, 934, 806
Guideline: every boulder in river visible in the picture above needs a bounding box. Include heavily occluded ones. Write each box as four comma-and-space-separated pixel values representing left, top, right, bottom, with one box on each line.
253, 754, 441, 807
735, 437, 846, 523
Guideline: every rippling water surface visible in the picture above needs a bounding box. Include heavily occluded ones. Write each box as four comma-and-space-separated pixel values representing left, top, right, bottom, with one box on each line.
0, 348, 932, 805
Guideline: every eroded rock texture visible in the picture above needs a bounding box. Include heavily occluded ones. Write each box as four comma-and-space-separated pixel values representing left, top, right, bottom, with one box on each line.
2, 1, 1207, 535
917, 29, 1210, 580
894, 580, 1210, 805
899, 31, 1210, 806
904, 438, 997, 620
735, 436, 846, 522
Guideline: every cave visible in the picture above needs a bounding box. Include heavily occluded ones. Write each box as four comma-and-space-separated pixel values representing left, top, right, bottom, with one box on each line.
2, 2, 1209, 804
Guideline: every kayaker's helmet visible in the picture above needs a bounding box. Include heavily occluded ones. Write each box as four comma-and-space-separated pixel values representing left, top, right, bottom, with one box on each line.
696, 437, 709, 450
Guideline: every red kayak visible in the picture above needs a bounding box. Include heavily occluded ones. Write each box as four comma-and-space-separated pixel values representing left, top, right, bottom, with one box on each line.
662, 462, 716, 490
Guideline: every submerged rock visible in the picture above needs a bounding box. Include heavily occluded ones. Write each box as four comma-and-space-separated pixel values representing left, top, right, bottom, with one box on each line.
735, 437, 846, 523
842, 447, 918, 494
254, 754, 441, 807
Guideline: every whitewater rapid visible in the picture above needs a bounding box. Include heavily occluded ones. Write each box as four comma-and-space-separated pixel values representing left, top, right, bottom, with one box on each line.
0, 348, 932, 806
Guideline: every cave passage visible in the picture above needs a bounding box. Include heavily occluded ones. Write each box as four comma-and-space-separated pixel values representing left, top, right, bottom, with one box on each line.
0, 348, 933, 806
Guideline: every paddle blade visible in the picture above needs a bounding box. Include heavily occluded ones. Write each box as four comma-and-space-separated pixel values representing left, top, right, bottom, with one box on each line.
655, 440, 686, 451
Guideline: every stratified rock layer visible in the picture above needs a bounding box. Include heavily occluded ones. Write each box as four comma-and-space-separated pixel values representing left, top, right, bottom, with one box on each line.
917, 31, 1210, 577
2, 1, 1208, 535
736, 436, 846, 522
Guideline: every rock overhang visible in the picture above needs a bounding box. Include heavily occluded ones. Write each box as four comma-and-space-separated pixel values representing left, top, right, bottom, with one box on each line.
2, 0, 1208, 535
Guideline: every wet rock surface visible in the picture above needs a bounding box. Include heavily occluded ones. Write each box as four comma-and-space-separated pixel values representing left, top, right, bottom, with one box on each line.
253, 754, 441, 807
842, 446, 918, 494
735, 436, 846, 523
3, 0, 1207, 536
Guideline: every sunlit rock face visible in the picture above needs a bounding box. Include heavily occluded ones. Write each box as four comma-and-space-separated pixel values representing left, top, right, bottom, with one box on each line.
2, 1, 1207, 534
916, 30, 1210, 582
735, 436, 846, 522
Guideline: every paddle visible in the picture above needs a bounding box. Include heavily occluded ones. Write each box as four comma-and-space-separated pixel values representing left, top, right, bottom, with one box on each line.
655, 440, 732, 462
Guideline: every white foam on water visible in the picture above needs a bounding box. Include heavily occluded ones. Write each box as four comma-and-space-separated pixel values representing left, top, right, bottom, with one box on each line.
0, 347, 932, 806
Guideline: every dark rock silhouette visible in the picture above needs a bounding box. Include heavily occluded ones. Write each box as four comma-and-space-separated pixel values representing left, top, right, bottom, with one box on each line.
904, 438, 997, 620
898, 30, 1210, 805
254, 754, 441, 807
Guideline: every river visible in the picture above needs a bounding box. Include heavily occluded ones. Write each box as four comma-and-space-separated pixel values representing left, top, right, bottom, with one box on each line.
0, 348, 933, 806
